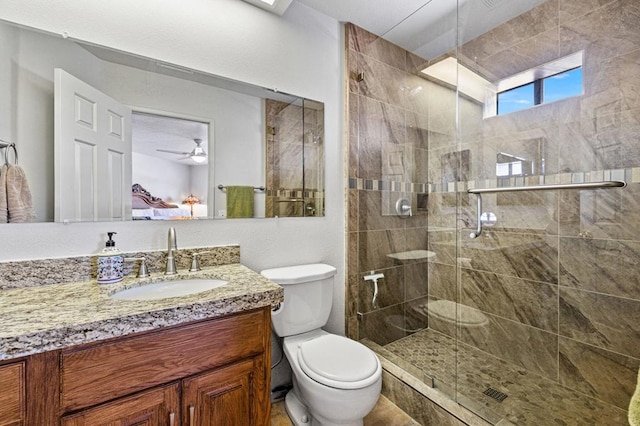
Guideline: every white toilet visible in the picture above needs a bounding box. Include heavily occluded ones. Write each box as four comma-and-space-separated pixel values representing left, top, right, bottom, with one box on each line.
261, 264, 382, 426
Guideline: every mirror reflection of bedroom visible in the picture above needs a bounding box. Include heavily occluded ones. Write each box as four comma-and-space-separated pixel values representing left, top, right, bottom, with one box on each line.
131, 111, 210, 220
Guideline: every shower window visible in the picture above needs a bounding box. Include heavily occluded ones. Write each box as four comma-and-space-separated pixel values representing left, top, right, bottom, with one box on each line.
496, 67, 583, 115
488, 51, 584, 117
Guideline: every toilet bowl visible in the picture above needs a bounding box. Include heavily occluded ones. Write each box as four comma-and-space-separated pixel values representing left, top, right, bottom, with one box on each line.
261, 264, 382, 426
283, 329, 381, 425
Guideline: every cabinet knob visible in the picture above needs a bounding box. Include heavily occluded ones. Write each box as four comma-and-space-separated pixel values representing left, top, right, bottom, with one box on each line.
169, 412, 175, 426
189, 405, 195, 426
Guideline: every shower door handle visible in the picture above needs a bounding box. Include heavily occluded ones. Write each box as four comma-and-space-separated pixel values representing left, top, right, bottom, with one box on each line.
469, 194, 482, 239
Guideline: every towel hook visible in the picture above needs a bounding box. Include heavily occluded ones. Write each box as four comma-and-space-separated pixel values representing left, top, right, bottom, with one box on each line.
3, 143, 17, 165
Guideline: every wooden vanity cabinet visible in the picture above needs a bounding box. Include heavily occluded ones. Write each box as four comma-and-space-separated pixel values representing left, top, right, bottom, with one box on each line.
62, 356, 265, 426
61, 307, 271, 426
60, 358, 267, 426
12, 306, 271, 425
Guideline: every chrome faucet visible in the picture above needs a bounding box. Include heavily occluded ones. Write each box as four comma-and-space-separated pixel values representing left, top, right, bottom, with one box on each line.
165, 227, 177, 275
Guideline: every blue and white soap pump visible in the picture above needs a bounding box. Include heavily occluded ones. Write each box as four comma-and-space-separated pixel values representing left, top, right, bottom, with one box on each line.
97, 232, 124, 284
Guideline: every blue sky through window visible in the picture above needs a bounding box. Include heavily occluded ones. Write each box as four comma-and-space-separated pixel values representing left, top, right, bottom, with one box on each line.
497, 84, 534, 115
496, 67, 583, 116
543, 67, 583, 102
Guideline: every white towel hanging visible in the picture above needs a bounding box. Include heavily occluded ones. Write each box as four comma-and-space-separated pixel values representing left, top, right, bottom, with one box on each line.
2, 163, 36, 223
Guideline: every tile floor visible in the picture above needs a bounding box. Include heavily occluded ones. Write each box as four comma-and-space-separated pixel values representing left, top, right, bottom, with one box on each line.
270, 395, 419, 426
380, 328, 629, 425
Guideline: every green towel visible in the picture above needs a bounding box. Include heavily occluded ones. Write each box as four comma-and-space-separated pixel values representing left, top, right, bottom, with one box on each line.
226, 186, 254, 218
631, 367, 640, 426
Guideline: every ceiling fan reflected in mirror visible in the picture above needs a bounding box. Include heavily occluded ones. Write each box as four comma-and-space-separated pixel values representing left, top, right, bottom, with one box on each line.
156, 138, 207, 163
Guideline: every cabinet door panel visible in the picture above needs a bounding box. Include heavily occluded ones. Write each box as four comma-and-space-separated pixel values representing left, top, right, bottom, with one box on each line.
0, 362, 25, 426
61, 383, 179, 426
183, 360, 256, 426
62, 309, 266, 412
26, 351, 60, 426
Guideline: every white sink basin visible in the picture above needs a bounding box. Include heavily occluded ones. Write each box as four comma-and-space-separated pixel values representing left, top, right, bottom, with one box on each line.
110, 279, 228, 301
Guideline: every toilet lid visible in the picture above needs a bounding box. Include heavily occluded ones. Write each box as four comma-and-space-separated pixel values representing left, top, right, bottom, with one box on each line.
297, 334, 380, 390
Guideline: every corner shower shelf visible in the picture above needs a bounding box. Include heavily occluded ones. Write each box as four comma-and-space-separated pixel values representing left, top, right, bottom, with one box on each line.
467, 180, 627, 239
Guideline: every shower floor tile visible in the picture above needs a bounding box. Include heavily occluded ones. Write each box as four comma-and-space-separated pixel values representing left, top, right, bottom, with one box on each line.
382, 329, 628, 425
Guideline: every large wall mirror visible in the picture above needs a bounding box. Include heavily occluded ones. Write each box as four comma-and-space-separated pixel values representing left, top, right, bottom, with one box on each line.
0, 20, 324, 223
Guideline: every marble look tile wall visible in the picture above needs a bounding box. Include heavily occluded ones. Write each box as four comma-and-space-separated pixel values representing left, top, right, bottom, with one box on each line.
265, 99, 324, 218
345, 23, 433, 344
346, 0, 640, 420
451, 0, 638, 415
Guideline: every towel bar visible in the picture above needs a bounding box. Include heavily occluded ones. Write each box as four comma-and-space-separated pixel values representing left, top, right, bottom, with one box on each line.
468, 180, 627, 239
217, 185, 265, 191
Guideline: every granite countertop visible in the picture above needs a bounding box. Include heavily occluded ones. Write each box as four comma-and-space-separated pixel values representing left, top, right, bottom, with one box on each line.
0, 263, 283, 361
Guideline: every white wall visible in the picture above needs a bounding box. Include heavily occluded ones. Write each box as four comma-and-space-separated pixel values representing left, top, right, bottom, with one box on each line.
99, 61, 267, 218
212, 97, 265, 218
3, 21, 269, 223
0, 0, 346, 333
0, 24, 16, 163
190, 165, 208, 205
3, 24, 107, 221
105, 62, 268, 219
132, 152, 191, 204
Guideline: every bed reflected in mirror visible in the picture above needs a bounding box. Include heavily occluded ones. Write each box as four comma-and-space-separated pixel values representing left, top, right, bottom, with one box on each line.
131, 112, 210, 221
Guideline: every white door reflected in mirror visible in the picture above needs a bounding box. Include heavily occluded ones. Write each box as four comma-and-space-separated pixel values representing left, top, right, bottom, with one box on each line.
54, 68, 132, 223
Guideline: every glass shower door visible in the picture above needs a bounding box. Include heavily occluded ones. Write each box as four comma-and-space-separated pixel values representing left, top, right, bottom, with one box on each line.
453, 0, 638, 424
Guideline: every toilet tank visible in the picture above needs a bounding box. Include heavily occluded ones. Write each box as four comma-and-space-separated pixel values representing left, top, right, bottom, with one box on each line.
261, 264, 337, 337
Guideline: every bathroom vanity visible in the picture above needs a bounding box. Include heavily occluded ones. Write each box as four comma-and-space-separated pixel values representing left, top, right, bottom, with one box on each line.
0, 261, 283, 425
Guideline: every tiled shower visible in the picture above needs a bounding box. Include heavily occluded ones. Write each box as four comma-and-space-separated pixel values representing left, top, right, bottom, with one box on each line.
345, 0, 640, 424
265, 99, 325, 218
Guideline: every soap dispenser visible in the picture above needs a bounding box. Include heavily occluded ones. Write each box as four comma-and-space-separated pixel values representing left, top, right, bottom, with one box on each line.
97, 232, 124, 284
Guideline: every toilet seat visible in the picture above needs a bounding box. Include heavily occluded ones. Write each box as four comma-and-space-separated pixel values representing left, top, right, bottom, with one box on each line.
297, 334, 380, 390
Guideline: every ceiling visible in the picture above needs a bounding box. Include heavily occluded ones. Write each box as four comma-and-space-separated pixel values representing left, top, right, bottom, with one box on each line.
132, 112, 208, 165
294, 0, 546, 59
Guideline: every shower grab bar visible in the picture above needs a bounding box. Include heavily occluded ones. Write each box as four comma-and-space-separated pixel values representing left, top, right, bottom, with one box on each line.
467, 180, 627, 239
468, 180, 626, 194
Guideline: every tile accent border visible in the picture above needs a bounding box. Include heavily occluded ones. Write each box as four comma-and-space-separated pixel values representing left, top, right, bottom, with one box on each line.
265, 189, 325, 199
